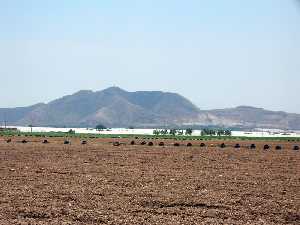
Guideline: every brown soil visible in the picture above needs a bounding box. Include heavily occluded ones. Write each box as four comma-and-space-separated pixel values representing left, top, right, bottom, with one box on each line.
0, 137, 299, 225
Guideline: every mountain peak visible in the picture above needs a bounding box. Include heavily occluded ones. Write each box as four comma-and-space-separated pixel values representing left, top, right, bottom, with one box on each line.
73, 90, 94, 96
236, 106, 264, 110
102, 86, 126, 93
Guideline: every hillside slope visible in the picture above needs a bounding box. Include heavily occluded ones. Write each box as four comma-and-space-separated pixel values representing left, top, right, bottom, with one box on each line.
1, 88, 300, 130
2, 87, 200, 127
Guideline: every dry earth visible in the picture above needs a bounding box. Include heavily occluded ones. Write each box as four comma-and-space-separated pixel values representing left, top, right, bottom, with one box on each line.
0, 137, 299, 225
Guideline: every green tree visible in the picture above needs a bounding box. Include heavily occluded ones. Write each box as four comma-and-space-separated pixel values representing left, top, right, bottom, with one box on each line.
96, 124, 106, 131
201, 128, 210, 136
201, 128, 217, 136
169, 129, 177, 136
177, 130, 184, 135
28, 124, 33, 133
153, 129, 160, 135
209, 129, 216, 136
225, 130, 232, 136
159, 129, 167, 135
68, 129, 75, 134
185, 128, 193, 135
217, 130, 225, 136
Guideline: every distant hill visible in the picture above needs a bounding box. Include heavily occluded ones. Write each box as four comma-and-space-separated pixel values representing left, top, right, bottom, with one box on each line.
1, 87, 300, 130
199, 106, 300, 130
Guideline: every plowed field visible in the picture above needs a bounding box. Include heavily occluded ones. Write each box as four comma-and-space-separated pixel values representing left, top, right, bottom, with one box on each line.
0, 137, 299, 225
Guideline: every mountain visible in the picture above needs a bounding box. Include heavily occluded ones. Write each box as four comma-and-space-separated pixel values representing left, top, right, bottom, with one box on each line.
198, 106, 300, 130
1, 87, 300, 130
1, 87, 200, 128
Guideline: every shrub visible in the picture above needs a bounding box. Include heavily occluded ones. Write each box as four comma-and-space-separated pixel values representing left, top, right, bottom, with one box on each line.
235, 143, 241, 149
113, 141, 120, 146
68, 129, 75, 134
220, 143, 226, 148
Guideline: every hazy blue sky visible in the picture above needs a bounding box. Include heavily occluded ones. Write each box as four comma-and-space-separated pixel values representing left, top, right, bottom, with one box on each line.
0, 0, 299, 112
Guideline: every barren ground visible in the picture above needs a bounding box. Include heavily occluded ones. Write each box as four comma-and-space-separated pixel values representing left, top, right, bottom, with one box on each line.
0, 137, 299, 225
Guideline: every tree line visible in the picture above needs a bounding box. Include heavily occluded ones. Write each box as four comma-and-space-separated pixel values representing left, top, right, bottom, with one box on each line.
201, 128, 231, 136
95, 124, 232, 137
153, 128, 193, 136
153, 128, 232, 136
